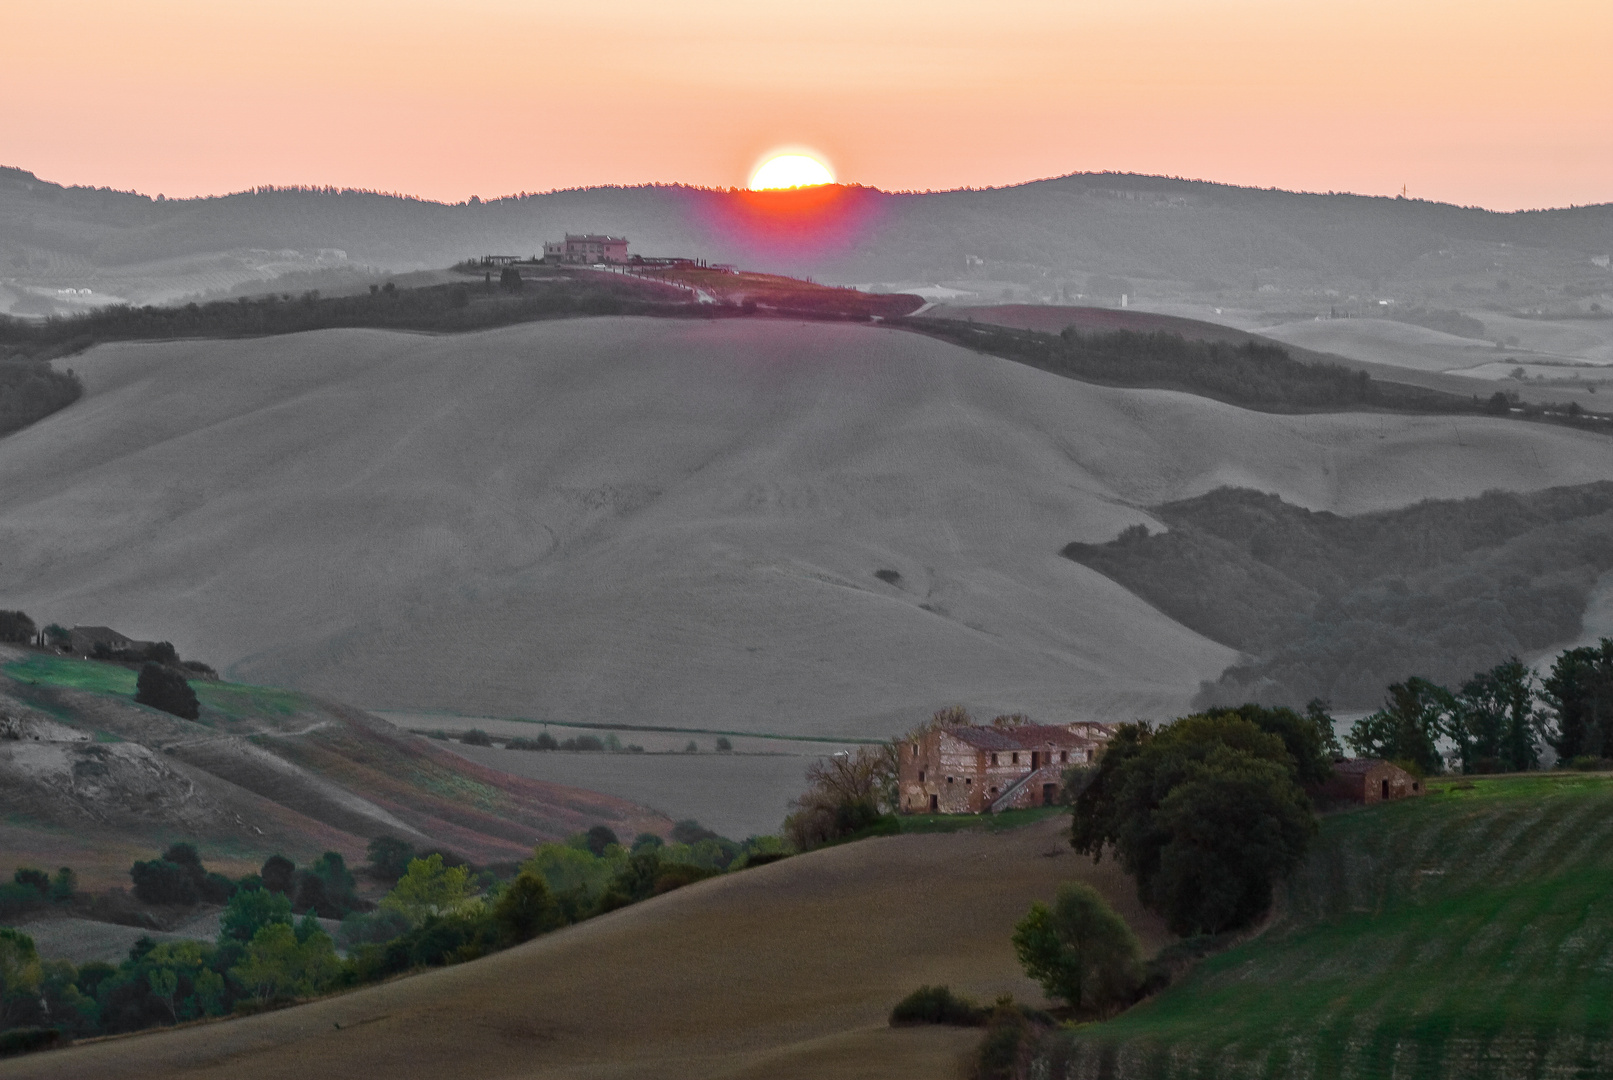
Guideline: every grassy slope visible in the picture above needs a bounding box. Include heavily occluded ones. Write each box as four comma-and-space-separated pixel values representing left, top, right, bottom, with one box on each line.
1043, 774, 1613, 1080
0, 651, 669, 883
0, 816, 1170, 1080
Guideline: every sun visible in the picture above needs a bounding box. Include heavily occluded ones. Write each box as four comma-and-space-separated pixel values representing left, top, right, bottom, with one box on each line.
748, 152, 835, 190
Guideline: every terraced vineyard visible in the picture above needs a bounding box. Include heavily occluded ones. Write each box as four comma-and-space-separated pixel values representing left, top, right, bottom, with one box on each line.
1041, 774, 1613, 1079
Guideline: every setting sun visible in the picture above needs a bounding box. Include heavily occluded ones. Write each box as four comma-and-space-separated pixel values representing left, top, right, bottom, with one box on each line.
748, 152, 835, 190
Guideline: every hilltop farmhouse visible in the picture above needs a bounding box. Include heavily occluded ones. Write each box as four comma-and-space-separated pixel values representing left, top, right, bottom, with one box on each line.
900, 722, 1113, 815
542, 234, 629, 265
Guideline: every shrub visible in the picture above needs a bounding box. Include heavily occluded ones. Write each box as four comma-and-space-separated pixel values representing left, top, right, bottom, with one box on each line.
220, 887, 293, 943
0, 1028, 62, 1058
134, 662, 200, 720
889, 985, 987, 1026
975, 1004, 1036, 1080
507, 733, 559, 751
0, 883, 44, 921
715, 737, 733, 752
260, 855, 295, 896
561, 735, 605, 752
460, 729, 493, 746
366, 835, 416, 883
129, 859, 198, 906
1012, 884, 1143, 1012
583, 826, 619, 856
337, 908, 411, 949
12, 869, 49, 895
48, 868, 75, 902
491, 871, 564, 943
670, 820, 720, 845
651, 863, 719, 896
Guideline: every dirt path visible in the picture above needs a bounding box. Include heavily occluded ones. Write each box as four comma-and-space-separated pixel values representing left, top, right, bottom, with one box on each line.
1, 817, 1167, 1080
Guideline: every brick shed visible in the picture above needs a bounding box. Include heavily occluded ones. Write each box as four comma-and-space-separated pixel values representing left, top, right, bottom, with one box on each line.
898, 723, 1112, 815
1319, 758, 1424, 804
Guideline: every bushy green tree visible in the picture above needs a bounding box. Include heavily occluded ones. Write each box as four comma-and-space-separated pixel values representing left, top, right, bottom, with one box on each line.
491, 871, 563, 943
219, 886, 293, 943
381, 854, 478, 923
230, 922, 339, 1003
365, 835, 416, 883
1449, 657, 1545, 772
134, 662, 200, 720
0, 928, 42, 1028
1012, 883, 1143, 1012
1072, 714, 1317, 935
259, 854, 295, 896
582, 825, 619, 856
1347, 677, 1451, 775
1542, 638, 1613, 761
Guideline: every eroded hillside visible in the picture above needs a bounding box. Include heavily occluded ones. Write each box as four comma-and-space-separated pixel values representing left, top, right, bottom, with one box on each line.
0, 648, 667, 884
5, 319, 1613, 734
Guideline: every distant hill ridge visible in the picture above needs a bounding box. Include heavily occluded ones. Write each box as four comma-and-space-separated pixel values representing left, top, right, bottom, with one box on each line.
4, 164, 1610, 308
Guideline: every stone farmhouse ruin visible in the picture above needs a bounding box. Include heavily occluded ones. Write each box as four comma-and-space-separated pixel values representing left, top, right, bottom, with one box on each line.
1318, 758, 1424, 804
899, 721, 1113, 815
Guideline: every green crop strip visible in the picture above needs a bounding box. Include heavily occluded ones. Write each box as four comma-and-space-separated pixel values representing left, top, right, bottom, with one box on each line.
1041, 773, 1613, 1079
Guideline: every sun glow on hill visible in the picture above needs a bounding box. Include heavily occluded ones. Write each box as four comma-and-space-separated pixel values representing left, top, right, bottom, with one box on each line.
748, 152, 835, 190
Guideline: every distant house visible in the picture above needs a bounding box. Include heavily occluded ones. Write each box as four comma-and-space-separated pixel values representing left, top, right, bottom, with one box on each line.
1319, 758, 1424, 804
899, 723, 1113, 815
67, 625, 151, 657
543, 234, 629, 265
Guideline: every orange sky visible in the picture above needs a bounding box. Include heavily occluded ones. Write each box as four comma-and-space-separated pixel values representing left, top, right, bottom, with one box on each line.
7, 0, 1610, 210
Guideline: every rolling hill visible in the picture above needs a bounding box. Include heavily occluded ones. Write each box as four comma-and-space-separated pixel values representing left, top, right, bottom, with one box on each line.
4, 164, 1610, 313
0, 815, 1167, 1080
4, 318, 1613, 736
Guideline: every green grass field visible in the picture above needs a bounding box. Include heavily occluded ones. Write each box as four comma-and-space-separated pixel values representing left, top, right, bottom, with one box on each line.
1041, 774, 1613, 1079
3, 652, 304, 721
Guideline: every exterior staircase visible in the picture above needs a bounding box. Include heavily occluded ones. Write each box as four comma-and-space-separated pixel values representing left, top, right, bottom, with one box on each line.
988, 764, 1063, 813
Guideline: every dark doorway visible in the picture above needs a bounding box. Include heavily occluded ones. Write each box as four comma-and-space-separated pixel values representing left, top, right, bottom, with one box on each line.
1381, 778, 1390, 801
1042, 783, 1057, 806
929, 794, 939, 812
1031, 751, 1041, 769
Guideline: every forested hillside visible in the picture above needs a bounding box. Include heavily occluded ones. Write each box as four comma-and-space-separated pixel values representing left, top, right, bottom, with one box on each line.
1064, 484, 1613, 709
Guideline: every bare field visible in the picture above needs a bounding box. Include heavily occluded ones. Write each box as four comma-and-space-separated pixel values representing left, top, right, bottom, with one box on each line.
441, 742, 823, 839
6, 319, 1613, 736
0, 816, 1170, 1080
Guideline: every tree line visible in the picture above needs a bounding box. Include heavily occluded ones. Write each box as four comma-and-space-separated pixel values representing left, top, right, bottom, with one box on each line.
1347, 643, 1613, 775
0, 822, 789, 1056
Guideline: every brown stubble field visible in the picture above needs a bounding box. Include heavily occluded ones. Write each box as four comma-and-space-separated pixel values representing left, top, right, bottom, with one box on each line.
0, 816, 1168, 1080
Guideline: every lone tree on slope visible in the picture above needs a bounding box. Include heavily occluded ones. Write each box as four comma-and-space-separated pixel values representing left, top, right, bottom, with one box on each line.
135, 662, 200, 720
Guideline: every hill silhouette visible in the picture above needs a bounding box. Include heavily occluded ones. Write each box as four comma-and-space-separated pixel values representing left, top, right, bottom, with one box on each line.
4, 165, 1609, 310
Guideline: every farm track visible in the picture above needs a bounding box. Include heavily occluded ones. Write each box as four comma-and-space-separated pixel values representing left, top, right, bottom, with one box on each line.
1040, 775, 1613, 1079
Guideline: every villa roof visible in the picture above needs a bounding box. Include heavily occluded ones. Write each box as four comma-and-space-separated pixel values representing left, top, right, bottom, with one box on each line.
946, 724, 1099, 751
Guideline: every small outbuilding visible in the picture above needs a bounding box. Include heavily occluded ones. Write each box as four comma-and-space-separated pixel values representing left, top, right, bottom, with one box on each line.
1319, 758, 1424, 804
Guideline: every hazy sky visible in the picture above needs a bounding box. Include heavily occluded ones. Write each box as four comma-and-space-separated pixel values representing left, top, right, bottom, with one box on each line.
8, 0, 1609, 210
